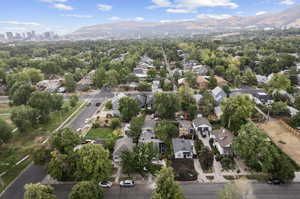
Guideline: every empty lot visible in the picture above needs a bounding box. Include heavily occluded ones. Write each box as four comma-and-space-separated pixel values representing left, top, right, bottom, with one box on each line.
257, 120, 300, 166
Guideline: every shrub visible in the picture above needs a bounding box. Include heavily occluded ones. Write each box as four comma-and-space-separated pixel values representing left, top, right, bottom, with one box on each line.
105, 100, 112, 110
110, 118, 121, 129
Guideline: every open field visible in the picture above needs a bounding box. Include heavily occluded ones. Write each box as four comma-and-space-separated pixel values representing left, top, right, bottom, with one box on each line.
257, 120, 300, 166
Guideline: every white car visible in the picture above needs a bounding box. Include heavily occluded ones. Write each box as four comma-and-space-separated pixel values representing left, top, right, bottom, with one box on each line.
76, 128, 82, 132
119, 180, 135, 187
99, 181, 112, 188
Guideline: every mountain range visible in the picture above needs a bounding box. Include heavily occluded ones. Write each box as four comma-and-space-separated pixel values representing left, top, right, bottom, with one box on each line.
68, 5, 300, 40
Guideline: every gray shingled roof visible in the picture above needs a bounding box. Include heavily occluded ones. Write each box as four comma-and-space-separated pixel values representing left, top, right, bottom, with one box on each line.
193, 117, 211, 127
172, 138, 193, 153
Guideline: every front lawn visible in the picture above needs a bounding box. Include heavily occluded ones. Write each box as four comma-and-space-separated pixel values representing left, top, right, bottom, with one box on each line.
171, 159, 198, 181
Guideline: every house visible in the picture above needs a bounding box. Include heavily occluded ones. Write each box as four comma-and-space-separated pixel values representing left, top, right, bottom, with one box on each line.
210, 128, 233, 155
212, 87, 227, 105
36, 79, 63, 92
172, 138, 194, 159
111, 93, 127, 110
214, 106, 223, 119
76, 70, 96, 91
192, 65, 209, 75
133, 68, 148, 79
287, 106, 299, 117
139, 116, 165, 155
192, 117, 212, 137
113, 137, 134, 167
256, 75, 267, 85
252, 92, 273, 105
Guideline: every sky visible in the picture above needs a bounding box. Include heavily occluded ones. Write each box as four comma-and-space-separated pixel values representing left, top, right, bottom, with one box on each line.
0, 0, 299, 35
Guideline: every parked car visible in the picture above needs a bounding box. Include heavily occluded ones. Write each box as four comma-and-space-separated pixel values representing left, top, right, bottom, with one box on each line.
95, 102, 101, 107
76, 128, 82, 132
99, 181, 112, 188
119, 180, 135, 187
267, 178, 282, 185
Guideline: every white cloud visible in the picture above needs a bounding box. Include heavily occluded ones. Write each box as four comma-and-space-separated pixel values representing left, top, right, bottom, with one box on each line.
160, 18, 194, 23
41, 0, 68, 2
176, 0, 238, 9
0, 21, 41, 26
148, 0, 172, 8
197, 14, 232, 20
134, 17, 145, 21
108, 16, 145, 22
53, 3, 73, 10
166, 8, 196, 13
62, 14, 93, 18
108, 16, 122, 21
256, 11, 267, 16
280, 0, 295, 5
97, 4, 112, 11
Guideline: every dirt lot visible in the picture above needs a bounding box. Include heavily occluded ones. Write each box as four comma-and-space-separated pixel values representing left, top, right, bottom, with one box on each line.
257, 120, 300, 166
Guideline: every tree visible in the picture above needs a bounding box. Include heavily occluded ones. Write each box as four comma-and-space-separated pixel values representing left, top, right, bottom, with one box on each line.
48, 150, 76, 181
178, 85, 195, 112
199, 91, 215, 117
221, 95, 254, 132
69, 181, 103, 199
51, 128, 80, 154
155, 121, 178, 143
184, 71, 197, 88
110, 118, 121, 130
105, 69, 119, 86
219, 178, 255, 199
23, 68, 44, 83
137, 82, 152, 91
10, 82, 35, 105
75, 143, 112, 182
11, 105, 39, 133
242, 68, 257, 86
93, 67, 106, 89
28, 91, 54, 122
128, 116, 145, 143
32, 145, 52, 166
270, 102, 289, 116
154, 92, 180, 120
267, 73, 291, 92
24, 184, 57, 199
0, 119, 12, 144
147, 68, 157, 80
208, 75, 217, 89
69, 95, 79, 107
64, 73, 76, 92
199, 147, 214, 171
50, 94, 63, 111
121, 143, 158, 176
118, 97, 140, 121
152, 167, 185, 199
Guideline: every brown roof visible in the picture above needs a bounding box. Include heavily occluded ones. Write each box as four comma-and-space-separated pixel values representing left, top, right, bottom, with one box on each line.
211, 128, 233, 148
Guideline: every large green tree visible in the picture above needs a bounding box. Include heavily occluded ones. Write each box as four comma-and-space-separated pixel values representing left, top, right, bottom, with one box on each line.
267, 73, 291, 92
69, 181, 103, 199
64, 73, 76, 92
152, 167, 185, 199
154, 92, 180, 120
75, 144, 112, 181
11, 105, 39, 133
24, 184, 57, 199
93, 67, 106, 89
51, 128, 80, 154
128, 116, 145, 143
119, 97, 140, 122
221, 95, 254, 132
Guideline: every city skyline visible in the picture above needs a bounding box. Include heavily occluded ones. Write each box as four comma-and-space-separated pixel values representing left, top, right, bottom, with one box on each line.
0, 0, 299, 35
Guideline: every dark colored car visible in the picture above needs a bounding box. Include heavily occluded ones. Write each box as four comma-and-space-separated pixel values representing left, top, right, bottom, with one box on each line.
95, 102, 101, 107
267, 178, 282, 185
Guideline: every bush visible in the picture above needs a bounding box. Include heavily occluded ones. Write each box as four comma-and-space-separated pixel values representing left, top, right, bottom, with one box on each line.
105, 100, 112, 110
92, 122, 100, 129
110, 118, 121, 129
220, 155, 235, 170
69, 95, 79, 107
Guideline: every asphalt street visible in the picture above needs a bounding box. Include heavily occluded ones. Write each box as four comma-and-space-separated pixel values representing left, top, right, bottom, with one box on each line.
0, 90, 113, 199
52, 183, 300, 199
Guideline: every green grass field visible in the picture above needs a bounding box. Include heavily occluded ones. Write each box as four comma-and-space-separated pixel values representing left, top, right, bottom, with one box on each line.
85, 128, 114, 140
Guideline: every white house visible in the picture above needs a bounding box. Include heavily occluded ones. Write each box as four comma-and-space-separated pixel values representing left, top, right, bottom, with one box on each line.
192, 117, 212, 137
172, 138, 194, 159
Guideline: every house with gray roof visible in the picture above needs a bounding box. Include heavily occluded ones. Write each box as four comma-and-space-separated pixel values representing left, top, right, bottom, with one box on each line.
192, 117, 212, 137
172, 138, 194, 159
210, 128, 233, 155
212, 87, 227, 105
